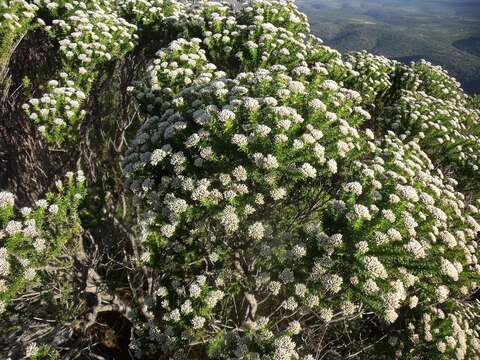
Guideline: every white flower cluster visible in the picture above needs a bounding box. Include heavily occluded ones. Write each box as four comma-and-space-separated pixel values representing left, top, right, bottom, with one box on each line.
0, 0, 38, 32
21, 0, 138, 144
22, 76, 87, 143
0, 171, 85, 315
381, 86, 480, 173
155, 275, 225, 333
135, 37, 225, 114
242, 0, 310, 35
183, 0, 313, 72
117, 0, 184, 27
404, 59, 465, 101
319, 132, 480, 323
344, 51, 396, 104
396, 300, 480, 359
124, 63, 370, 255
0, 191, 15, 209
51, 0, 136, 67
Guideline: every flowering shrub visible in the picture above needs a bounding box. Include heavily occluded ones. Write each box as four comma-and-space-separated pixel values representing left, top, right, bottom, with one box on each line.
0, 171, 85, 315
22, 76, 87, 143
0, 0, 39, 72
240, 0, 310, 34
344, 51, 396, 105
123, 57, 376, 358
182, 0, 311, 73
400, 59, 465, 101
380, 88, 480, 172
124, 65, 371, 237
118, 0, 184, 36
374, 59, 480, 180
389, 299, 480, 359
134, 37, 226, 115
20, 0, 137, 144
118, 1, 480, 358
2, 0, 480, 358
0, 0, 37, 33
49, 0, 136, 76
319, 133, 480, 322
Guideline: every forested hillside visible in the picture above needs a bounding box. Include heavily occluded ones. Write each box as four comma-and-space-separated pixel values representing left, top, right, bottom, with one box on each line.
1, 0, 480, 359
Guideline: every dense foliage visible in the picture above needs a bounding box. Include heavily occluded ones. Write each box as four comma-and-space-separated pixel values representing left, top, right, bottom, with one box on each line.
1, 0, 480, 359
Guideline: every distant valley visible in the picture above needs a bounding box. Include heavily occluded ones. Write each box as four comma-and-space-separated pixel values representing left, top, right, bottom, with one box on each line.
297, 0, 480, 94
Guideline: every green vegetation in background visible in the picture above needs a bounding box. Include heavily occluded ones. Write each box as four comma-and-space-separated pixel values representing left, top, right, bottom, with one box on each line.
297, 0, 480, 94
